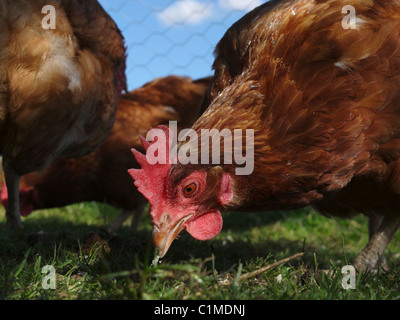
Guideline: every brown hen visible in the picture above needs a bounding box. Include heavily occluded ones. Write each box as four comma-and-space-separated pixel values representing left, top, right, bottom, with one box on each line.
130, 0, 400, 272
0, 0, 127, 230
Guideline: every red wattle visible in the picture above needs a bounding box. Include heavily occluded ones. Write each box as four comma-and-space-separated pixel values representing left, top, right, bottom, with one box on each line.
185, 210, 223, 241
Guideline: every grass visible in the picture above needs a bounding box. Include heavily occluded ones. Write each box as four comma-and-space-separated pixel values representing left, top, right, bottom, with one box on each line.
0, 202, 400, 300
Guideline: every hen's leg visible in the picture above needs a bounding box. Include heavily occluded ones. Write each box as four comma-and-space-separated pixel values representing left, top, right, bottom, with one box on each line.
3, 162, 23, 230
367, 215, 388, 270
130, 203, 146, 232
107, 210, 131, 233
368, 214, 382, 237
107, 203, 146, 233
354, 214, 400, 272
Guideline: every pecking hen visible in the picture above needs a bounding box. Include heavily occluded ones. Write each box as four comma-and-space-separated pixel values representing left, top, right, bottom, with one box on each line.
1, 76, 210, 232
129, 0, 400, 272
0, 0, 127, 230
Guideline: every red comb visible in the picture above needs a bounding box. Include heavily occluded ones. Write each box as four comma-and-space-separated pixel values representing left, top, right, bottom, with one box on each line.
128, 125, 176, 205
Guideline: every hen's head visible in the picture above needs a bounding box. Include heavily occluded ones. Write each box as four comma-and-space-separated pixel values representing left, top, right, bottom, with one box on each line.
128, 126, 233, 258
1, 182, 38, 217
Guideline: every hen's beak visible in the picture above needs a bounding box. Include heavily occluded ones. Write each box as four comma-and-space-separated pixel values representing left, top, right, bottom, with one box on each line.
152, 214, 193, 258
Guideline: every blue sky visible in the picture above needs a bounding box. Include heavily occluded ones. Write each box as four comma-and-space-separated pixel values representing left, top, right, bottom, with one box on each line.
98, 0, 264, 90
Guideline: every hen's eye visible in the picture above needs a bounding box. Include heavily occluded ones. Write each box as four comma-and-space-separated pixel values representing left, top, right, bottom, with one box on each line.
183, 183, 197, 197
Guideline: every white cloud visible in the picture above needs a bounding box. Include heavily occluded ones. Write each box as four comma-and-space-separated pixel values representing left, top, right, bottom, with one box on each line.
218, 0, 263, 11
158, 0, 214, 26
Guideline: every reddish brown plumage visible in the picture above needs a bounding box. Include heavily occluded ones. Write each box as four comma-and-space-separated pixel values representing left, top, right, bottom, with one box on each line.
0, 0, 127, 229
132, 0, 400, 270
197, 0, 400, 212
3, 76, 210, 231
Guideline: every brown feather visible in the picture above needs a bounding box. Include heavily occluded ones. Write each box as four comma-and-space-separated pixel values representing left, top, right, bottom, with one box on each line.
186, 0, 400, 214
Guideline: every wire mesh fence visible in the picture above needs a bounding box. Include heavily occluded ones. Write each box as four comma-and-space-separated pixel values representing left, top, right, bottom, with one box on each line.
98, 0, 264, 90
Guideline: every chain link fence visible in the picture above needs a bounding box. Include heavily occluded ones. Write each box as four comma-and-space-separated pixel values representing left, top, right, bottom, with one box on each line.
99, 0, 263, 90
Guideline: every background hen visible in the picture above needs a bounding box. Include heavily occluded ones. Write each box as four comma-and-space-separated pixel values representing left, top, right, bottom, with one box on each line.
1, 76, 210, 232
130, 0, 400, 272
0, 0, 127, 230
